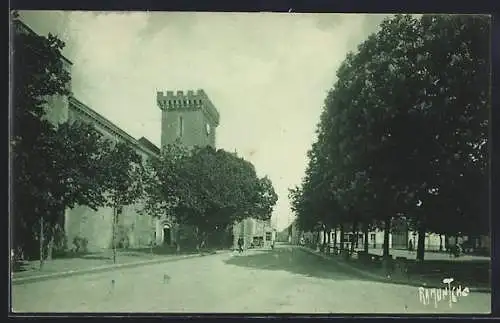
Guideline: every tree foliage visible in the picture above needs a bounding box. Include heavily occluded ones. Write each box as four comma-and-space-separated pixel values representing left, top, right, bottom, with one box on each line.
143, 144, 278, 248
289, 14, 490, 262
11, 16, 108, 260
11, 15, 147, 263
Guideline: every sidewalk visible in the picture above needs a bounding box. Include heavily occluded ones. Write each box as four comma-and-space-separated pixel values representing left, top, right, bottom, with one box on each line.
363, 247, 490, 262
12, 249, 229, 285
298, 246, 491, 294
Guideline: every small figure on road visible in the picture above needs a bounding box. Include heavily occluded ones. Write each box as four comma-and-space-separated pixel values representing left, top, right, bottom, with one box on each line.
237, 237, 244, 253
107, 279, 115, 296
453, 244, 463, 257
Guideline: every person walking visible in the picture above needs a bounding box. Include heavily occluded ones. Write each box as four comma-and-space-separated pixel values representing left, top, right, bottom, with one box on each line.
237, 237, 244, 253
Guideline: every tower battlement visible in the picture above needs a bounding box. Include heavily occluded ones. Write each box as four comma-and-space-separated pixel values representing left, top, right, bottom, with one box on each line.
157, 89, 220, 126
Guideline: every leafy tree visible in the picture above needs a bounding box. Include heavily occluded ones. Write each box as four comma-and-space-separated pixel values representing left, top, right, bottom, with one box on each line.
141, 141, 188, 220
294, 14, 489, 266
143, 144, 277, 251
289, 184, 318, 235
11, 15, 110, 268
412, 15, 490, 245
357, 14, 490, 261
253, 176, 278, 222
100, 141, 143, 263
141, 141, 193, 250
179, 147, 269, 248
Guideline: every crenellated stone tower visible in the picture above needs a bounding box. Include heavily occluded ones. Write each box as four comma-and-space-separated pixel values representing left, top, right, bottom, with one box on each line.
157, 89, 220, 150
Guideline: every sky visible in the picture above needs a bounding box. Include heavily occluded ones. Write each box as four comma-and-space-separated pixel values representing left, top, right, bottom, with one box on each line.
18, 11, 391, 231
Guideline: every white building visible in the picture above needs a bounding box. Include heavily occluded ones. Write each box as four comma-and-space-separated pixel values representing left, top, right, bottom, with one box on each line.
233, 218, 274, 249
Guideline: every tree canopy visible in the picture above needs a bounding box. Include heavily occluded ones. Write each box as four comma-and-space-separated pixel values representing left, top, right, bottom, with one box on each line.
289, 14, 490, 262
143, 144, 278, 247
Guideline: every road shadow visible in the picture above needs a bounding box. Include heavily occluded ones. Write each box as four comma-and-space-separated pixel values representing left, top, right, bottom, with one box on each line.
224, 246, 490, 290
224, 246, 372, 282
404, 259, 490, 286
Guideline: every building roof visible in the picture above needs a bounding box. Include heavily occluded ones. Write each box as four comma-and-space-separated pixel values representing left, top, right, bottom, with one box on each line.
16, 17, 162, 160
69, 97, 160, 159
138, 137, 161, 155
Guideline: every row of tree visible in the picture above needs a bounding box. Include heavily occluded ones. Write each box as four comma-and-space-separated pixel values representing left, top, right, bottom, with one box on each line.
289, 14, 489, 263
11, 12, 278, 268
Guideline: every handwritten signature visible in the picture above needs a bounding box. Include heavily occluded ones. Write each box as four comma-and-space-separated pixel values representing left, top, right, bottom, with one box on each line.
418, 278, 470, 308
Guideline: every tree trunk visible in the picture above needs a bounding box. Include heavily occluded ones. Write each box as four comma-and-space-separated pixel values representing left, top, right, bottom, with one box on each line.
439, 235, 443, 251
382, 216, 393, 275
112, 208, 117, 264
327, 229, 331, 254
383, 216, 391, 258
47, 232, 54, 261
364, 222, 369, 253
316, 230, 321, 251
39, 217, 44, 270
322, 230, 327, 252
350, 221, 357, 255
150, 219, 155, 254
416, 221, 426, 262
203, 232, 208, 250
333, 226, 337, 250
339, 223, 345, 252
352, 220, 358, 253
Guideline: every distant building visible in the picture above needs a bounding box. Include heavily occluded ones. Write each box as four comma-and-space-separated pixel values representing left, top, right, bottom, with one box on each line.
291, 216, 479, 253
233, 218, 274, 249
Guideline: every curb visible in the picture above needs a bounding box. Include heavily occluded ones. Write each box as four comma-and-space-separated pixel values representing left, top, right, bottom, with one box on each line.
12, 250, 230, 286
298, 246, 491, 294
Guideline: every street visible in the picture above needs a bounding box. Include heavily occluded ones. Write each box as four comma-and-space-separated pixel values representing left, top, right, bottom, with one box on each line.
11, 245, 490, 314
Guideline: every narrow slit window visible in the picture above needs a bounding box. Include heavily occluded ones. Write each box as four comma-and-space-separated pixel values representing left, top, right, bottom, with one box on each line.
178, 116, 184, 137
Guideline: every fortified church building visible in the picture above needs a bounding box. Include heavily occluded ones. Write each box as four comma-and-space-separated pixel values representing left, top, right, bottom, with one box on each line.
15, 19, 221, 253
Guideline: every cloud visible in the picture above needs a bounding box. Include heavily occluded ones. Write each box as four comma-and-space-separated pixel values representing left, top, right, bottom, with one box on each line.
18, 11, 388, 230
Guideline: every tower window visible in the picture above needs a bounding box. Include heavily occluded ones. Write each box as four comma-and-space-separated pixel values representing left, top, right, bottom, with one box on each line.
178, 116, 184, 137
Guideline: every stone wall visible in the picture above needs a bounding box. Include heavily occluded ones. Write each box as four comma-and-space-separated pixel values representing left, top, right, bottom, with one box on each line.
64, 201, 155, 253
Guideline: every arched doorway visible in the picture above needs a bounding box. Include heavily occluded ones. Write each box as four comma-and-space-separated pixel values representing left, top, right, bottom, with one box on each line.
163, 223, 171, 246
